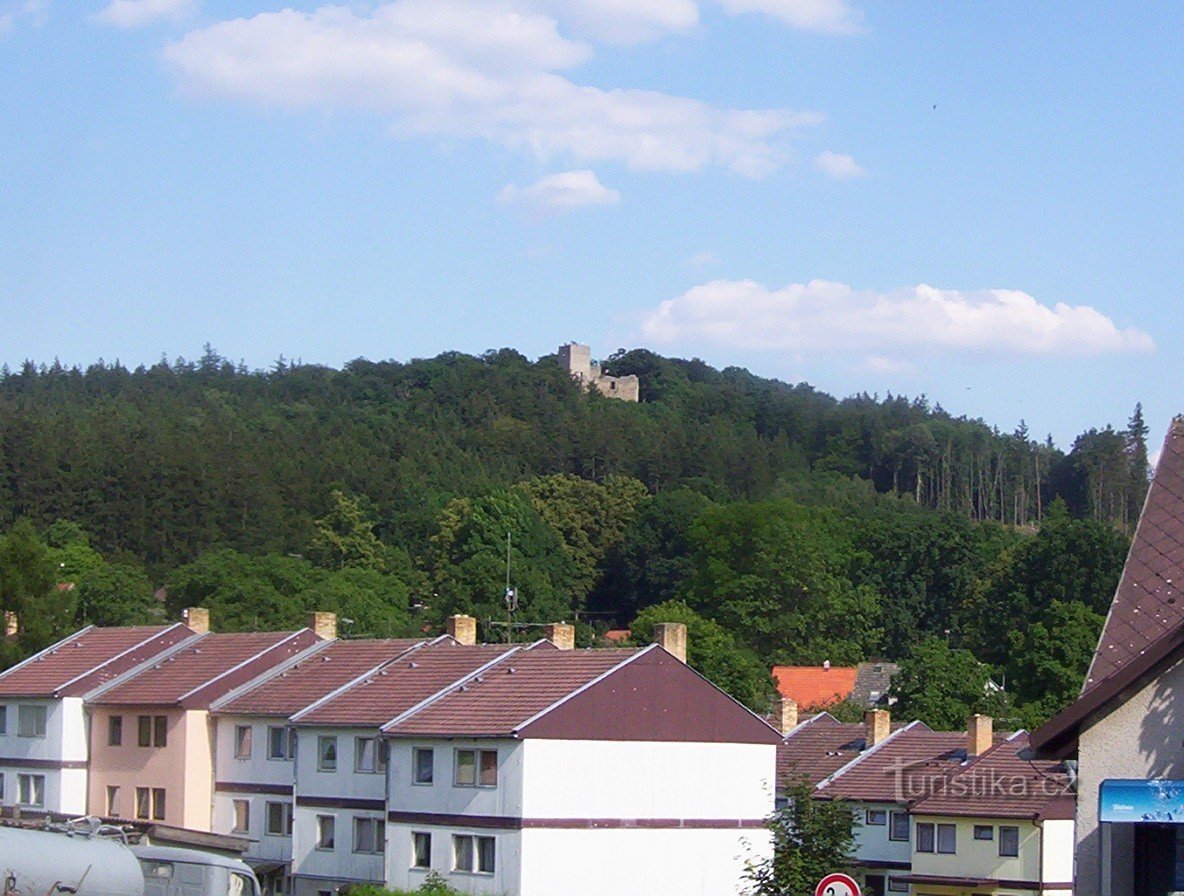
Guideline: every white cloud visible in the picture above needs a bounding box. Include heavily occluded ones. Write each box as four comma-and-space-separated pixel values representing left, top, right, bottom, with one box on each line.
813, 149, 865, 180
715, 0, 862, 34
96, 0, 196, 28
861, 355, 915, 375
163, 1, 819, 175
497, 169, 621, 216
640, 279, 1156, 362
529, 0, 698, 43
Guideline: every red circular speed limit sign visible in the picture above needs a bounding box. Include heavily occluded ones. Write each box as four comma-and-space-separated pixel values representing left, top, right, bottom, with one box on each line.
815, 873, 861, 896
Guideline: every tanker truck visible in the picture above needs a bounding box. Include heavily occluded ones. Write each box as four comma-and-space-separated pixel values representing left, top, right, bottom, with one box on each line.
0, 821, 260, 896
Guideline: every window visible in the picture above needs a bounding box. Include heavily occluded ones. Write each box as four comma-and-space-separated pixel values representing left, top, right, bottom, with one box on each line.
234, 725, 253, 759
413, 748, 434, 785
18, 705, 46, 738
266, 801, 293, 836
316, 815, 335, 850
887, 878, 909, 893
233, 799, 250, 833
412, 832, 432, 869
453, 835, 495, 874
866, 808, 887, 826
108, 715, 123, 746
17, 773, 44, 807
136, 786, 150, 819
973, 824, 993, 840
999, 825, 1020, 857
454, 749, 497, 787
353, 817, 385, 854
268, 726, 296, 760
138, 715, 167, 747
889, 811, 910, 842
355, 737, 377, 773
936, 823, 956, 854
152, 788, 166, 820
916, 822, 935, 853
106, 785, 120, 816
0, 704, 7, 734
0, 773, 5, 802
318, 736, 337, 771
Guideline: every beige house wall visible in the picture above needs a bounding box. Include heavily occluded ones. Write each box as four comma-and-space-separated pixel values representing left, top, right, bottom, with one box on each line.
88, 706, 215, 831
909, 816, 1042, 891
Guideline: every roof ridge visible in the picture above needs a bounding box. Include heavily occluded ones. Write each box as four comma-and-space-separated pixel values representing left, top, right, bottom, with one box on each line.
209, 637, 336, 713
53, 623, 188, 697
782, 711, 838, 741
176, 629, 309, 704
378, 646, 525, 732
84, 632, 208, 701
815, 718, 926, 793
280, 639, 431, 722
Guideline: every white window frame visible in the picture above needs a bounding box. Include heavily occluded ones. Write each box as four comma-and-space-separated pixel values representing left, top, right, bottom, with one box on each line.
413, 747, 434, 785
889, 810, 910, 842
106, 784, 120, 816
265, 801, 293, 836
452, 834, 494, 874
352, 817, 385, 854
235, 725, 253, 759
411, 831, 431, 869
17, 773, 43, 807
453, 748, 497, 788
317, 736, 337, 772
315, 815, 336, 851
355, 737, 377, 773
268, 726, 296, 761
232, 799, 250, 833
17, 705, 46, 738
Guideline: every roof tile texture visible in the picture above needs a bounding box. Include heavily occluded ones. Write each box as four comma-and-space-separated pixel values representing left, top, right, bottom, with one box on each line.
383, 647, 643, 737
817, 723, 966, 803
1086, 419, 1184, 692
772, 666, 858, 710
296, 641, 517, 727
93, 630, 320, 708
776, 713, 866, 787
214, 638, 425, 716
0, 625, 191, 698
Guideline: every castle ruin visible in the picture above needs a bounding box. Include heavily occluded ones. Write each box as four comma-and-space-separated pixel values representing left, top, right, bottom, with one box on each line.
557, 343, 639, 402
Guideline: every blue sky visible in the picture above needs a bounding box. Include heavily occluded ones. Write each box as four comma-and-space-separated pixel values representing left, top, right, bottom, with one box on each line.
1, 1, 1180, 451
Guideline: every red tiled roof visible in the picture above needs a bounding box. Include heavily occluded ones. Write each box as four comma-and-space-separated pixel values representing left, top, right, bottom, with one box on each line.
816, 722, 966, 803
910, 732, 1073, 820
294, 641, 517, 727
772, 666, 858, 710
0, 625, 192, 698
213, 638, 425, 716
776, 713, 866, 788
1086, 419, 1184, 692
383, 646, 644, 737
604, 629, 631, 643
92, 630, 320, 709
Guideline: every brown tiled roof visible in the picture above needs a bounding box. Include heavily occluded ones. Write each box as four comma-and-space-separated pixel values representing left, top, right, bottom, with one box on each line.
910, 732, 1073, 820
0, 625, 192, 698
212, 638, 425, 716
294, 640, 517, 727
1085, 419, 1184, 692
776, 713, 866, 788
92, 630, 320, 709
382, 646, 644, 737
772, 666, 858, 710
816, 721, 966, 803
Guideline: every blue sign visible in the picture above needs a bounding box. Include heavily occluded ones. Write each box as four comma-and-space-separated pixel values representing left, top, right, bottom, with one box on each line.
1100, 779, 1184, 823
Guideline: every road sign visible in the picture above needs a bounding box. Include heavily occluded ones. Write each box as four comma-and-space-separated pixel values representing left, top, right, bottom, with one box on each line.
815, 873, 861, 896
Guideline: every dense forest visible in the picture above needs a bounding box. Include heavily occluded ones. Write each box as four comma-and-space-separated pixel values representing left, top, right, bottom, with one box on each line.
0, 346, 1151, 727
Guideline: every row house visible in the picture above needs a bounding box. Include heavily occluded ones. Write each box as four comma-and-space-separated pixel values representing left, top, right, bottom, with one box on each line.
0, 622, 193, 814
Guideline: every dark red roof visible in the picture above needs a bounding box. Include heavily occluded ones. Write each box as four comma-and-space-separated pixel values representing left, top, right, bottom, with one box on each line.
294, 640, 516, 727
92, 630, 320, 709
816, 722, 966, 803
776, 713, 866, 788
212, 638, 425, 716
772, 666, 858, 710
1086, 419, 1184, 692
909, 732, 1072, 820
0, 625, 192, 698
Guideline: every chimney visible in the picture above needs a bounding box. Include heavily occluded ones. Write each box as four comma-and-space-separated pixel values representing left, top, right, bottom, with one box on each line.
309, 611, 338, 640
775, 697, 799, 734
543, 622, 575, 650
184, 607, 210, 634
652, 622, 687, 663
864, 709, 890, 748
968, 714, 993, 757
446, 614, 477, 646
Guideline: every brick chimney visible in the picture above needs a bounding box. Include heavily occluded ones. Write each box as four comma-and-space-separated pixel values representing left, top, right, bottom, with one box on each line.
184, 607, 210, 634
968, 714, 993, 757
864, 709, 890, 748
446, 614, 477, 646
652, 622, 687, 663
309, 611, 338, 640
775, 696, 799, 734
543, 622, 575, 650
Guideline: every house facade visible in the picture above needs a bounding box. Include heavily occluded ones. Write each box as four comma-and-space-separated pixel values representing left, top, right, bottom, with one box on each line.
0, 623, 192, 814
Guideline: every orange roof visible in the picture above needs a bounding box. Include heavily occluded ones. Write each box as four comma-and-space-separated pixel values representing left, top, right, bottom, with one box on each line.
772, 665, 858, 710
604, 629, 631, 643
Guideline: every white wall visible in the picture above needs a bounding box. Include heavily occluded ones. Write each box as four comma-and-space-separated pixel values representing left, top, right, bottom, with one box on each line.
212, 715, 297, 863
387, 739, 523, 819
387, 825, 521, 896
850, 801, 912, 867
0, 697, 88, 814
1041, 818, 1075, 893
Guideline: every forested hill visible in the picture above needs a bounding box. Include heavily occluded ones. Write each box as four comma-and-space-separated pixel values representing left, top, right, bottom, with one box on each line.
0, 347, 1147, 727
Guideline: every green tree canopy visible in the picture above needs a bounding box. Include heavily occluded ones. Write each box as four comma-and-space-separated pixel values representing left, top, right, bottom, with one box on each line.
889, 636, 1005, 730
